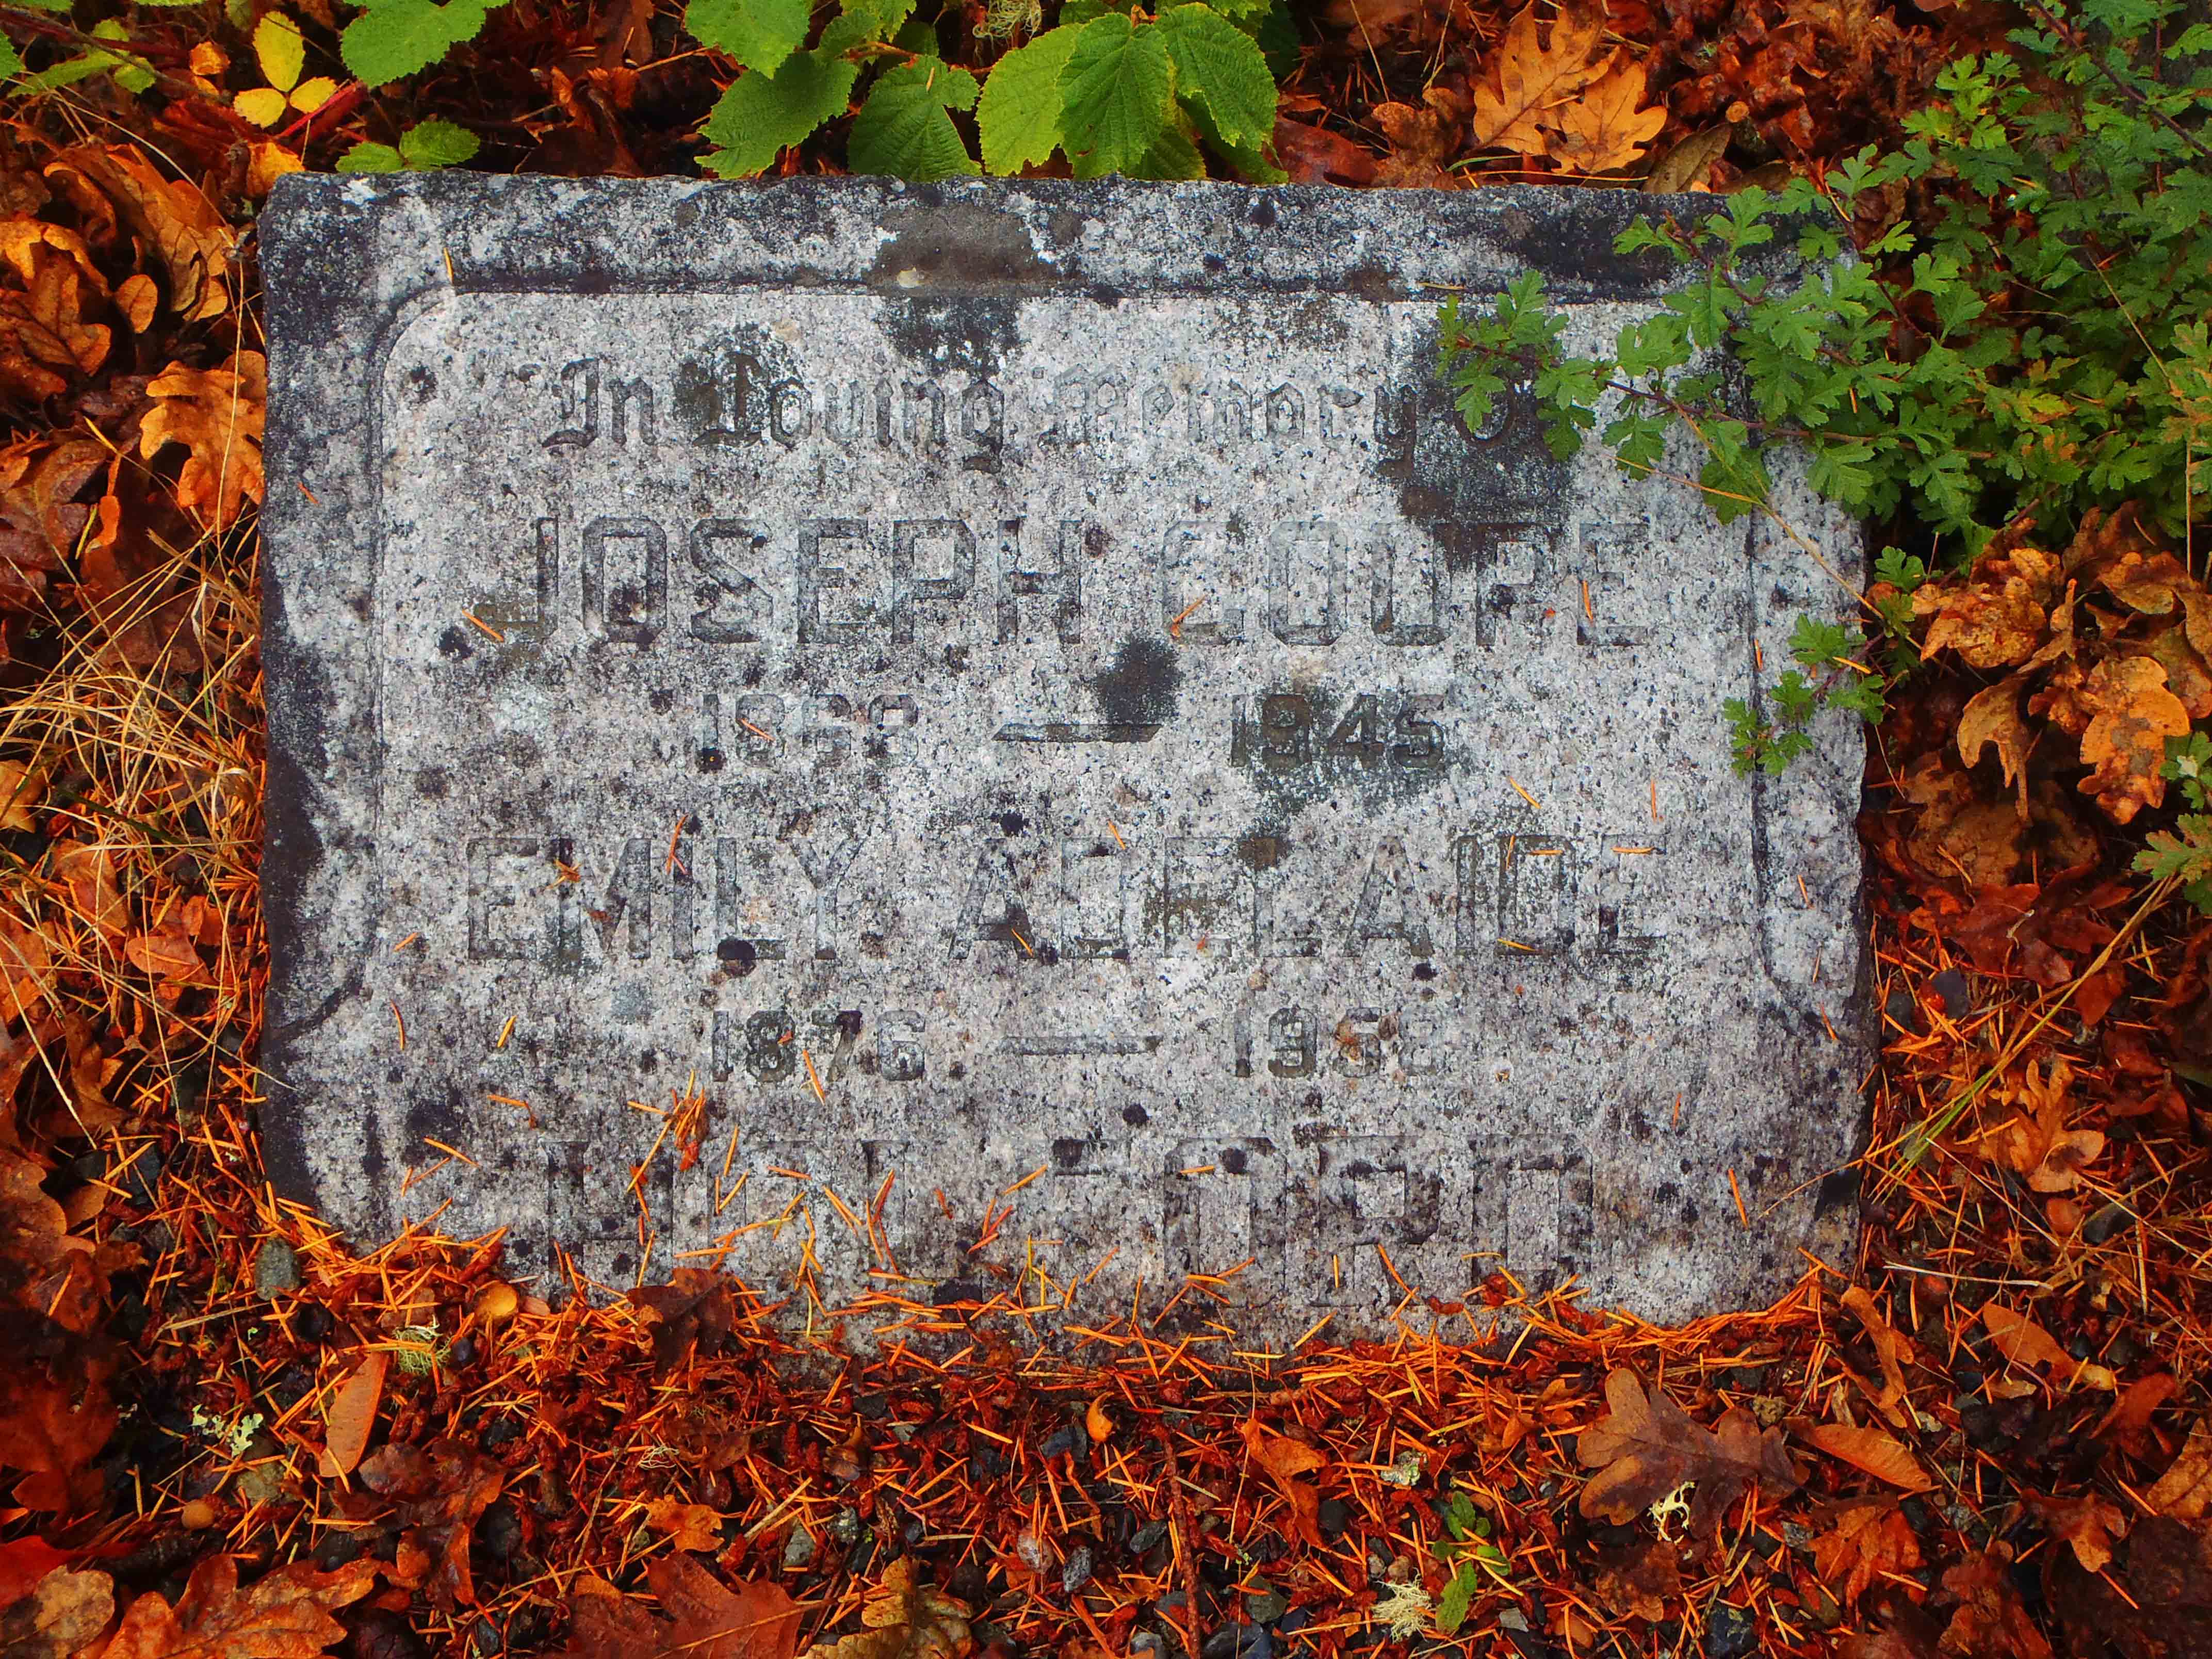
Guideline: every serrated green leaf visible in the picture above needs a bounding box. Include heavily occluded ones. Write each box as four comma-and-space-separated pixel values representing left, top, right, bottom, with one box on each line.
847, 56, 979, 180
699, 48, 857, 175
337, 140, 406, 172
0, 35, 21, 76
818, 0, 914, 55
21, 51, 118, 90
1128, 111, 1203, 176
687, 0, 812, 75
1434, 1572, 1473, 1636
1156, 2, 1273, 150
400, 117, 480, 167
1058, 13, 1170, 177
5, 0, 72, 12
341, 0, 491, 86
978, 24, 1076, 173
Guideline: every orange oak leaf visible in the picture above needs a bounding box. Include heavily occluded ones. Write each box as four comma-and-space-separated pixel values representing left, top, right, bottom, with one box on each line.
2072, 655, 2191, 824
799, 1558, 964, 1659
1939, 1546, 2052, 1659
645, 1499, 725, 1553
1918, 545, 2059, 669
2024, 1492, 2127, 1573
139, 351, 265, 532
1957, 677, 2033, 819
1, 1565, 111, 1658
92, 1555, 374, 1659
2146, 1418, 2212, 1519
1970, 1058, 2104, 1194
45, 147, 234, 322
1981, 1302, 2118, 1391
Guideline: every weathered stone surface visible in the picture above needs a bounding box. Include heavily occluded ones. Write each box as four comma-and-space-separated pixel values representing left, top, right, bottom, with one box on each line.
258, 173, 1869, 1341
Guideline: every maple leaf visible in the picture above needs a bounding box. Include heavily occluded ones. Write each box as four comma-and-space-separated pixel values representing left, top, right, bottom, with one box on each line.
1550, 54, 1666, 173
1240, 1418, 1329, 1548
1575, 1369, 1799, 1539
1469, 3, 1606, 156
1810, 1499, 1922, 1604
801, 1558, 970, 1659
92, 1555, 375, 1659
139, 351, 266, 533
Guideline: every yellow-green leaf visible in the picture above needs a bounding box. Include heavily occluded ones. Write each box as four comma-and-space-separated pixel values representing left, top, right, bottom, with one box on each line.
290, 74, 338, 112
234, 85, 290, 126
253, 11, 306, 91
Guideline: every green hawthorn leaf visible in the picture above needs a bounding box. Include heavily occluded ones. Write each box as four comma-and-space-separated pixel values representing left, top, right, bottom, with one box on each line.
687, 0, 812, 75
0, 35, 21, 76
1156, 2, 1274, 151
341, 0, 492, 86
337, 140, 406, 172
978, 23, 1077, 174
400, 118, 481, 168
1058, 13, 1171, 177
700, 49, 857, 175
848, 57, 980, 180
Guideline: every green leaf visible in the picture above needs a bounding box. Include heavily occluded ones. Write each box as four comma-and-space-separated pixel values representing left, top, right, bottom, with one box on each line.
978, 23, 1077, 174
1434, 1572, 1473, 1636
1129, 110, 1205, 177
1156, 2, 1275, 151
337, 140, 407, 172
847, 56, 980, 180
400, 117, 481, 168
1058, 12, 1172, 177
5, 0, 73, 11
818, 0, 914, 55
0, 35, 21, 77
254, 11, 307, 91
700, 48, 858, 175
687, 0, 812, 75
341, 0, 492, 86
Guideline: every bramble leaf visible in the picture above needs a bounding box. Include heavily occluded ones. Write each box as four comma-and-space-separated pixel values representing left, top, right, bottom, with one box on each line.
700, 50, 859, 176
1058, 13, 1172, 177
687, 0, 813, 76
341, 0, 493, 85
1156, 2, 1275, 151
978, 24, 1078, 174
847, 57, 980, 180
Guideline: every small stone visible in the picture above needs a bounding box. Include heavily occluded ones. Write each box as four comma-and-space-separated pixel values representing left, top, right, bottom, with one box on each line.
234, 1461, 286, 1506
181, 1499, 217, 1530
252, 1239, 303, 1298
2084, 1203, 2134, 1246
480, 1500, 523, 1560
120, 1148, 161, 1209
1316, 1498, 1348, 1538
1703, 1604, 1758, 1659
1275, 1610, 1310, 1637
1200, 1627, 1241, 1659
1129, 1519, 1169, 1556
1244, 1588, 1290, 1624
784, 1526, 818, 1570
1038, 1425, 1078, 1459
829, 1507, 862, 1544
1497, 1609, 1528, 1633
295, 1304, 333, 1342
1930, 968, 1972, 1018
1063, 1543, 1095, 1595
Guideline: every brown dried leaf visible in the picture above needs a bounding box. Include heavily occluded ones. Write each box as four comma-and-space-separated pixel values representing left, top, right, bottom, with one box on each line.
645, 1499, 725, 1553
1982, 1302, 2119, 1391
1918, 547, 2058, 669
561, 1559, 800, 1659
2148, 1419, 2212, 1519
2095, 1372, 2178, 1461
1810, 1500, 1922, 1604
1469, 3, 1607, 155
1957, 677, 2032, 819
357, 1438, 505, 1610
45, 148, 233, 322
139, 351, 265, 532
1939, 1546, 2052, 1659
317, 1350, 386, 1478
1973, 1058, 2104, 1193
1799, 1422, 1933, 1491
0, 1565, 111, 1659
1240, 1418, 1328, 1548
627, 1267, 736, 1376
1270, 117, 1377, 186
2025, 1492, 2127, 1574
799, 1559, 967, 1659
1371, 86, 1467, 187
1592, 1534, 1678, 1621
2073, 655, 2192, 824
1576, 1369, 1798, 1537
93, 1554, 375, 1659
1551, 54, 1667, 174
1840, 1286, 1913, 1427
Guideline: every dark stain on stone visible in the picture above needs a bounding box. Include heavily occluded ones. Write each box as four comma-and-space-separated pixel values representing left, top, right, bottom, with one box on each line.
1090, 633, 1180, 727
415, 768, 449, 800
649, 689, 675, 713
868, 203, 1058, 379
998, 810, 1027, 836
1247, 198, 1277, 229
717, 938, 757, 977
436, 626, 471, 661
1412, 960, 1437, 982
1123, 1103, 1149, 1126
1222, 1146, 1250, 1174
404, 1086, 466, 1150
1237, 833, 1280, 872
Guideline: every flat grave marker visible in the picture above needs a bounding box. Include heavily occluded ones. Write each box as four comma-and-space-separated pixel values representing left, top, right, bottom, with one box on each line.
259, 174, 1870, 1339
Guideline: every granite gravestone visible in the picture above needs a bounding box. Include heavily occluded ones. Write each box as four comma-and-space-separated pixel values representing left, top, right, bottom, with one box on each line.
258, 174, 1869, 1340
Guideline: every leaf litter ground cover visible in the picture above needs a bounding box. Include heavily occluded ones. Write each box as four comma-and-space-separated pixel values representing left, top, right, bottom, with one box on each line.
4, 0, 2212, 1654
